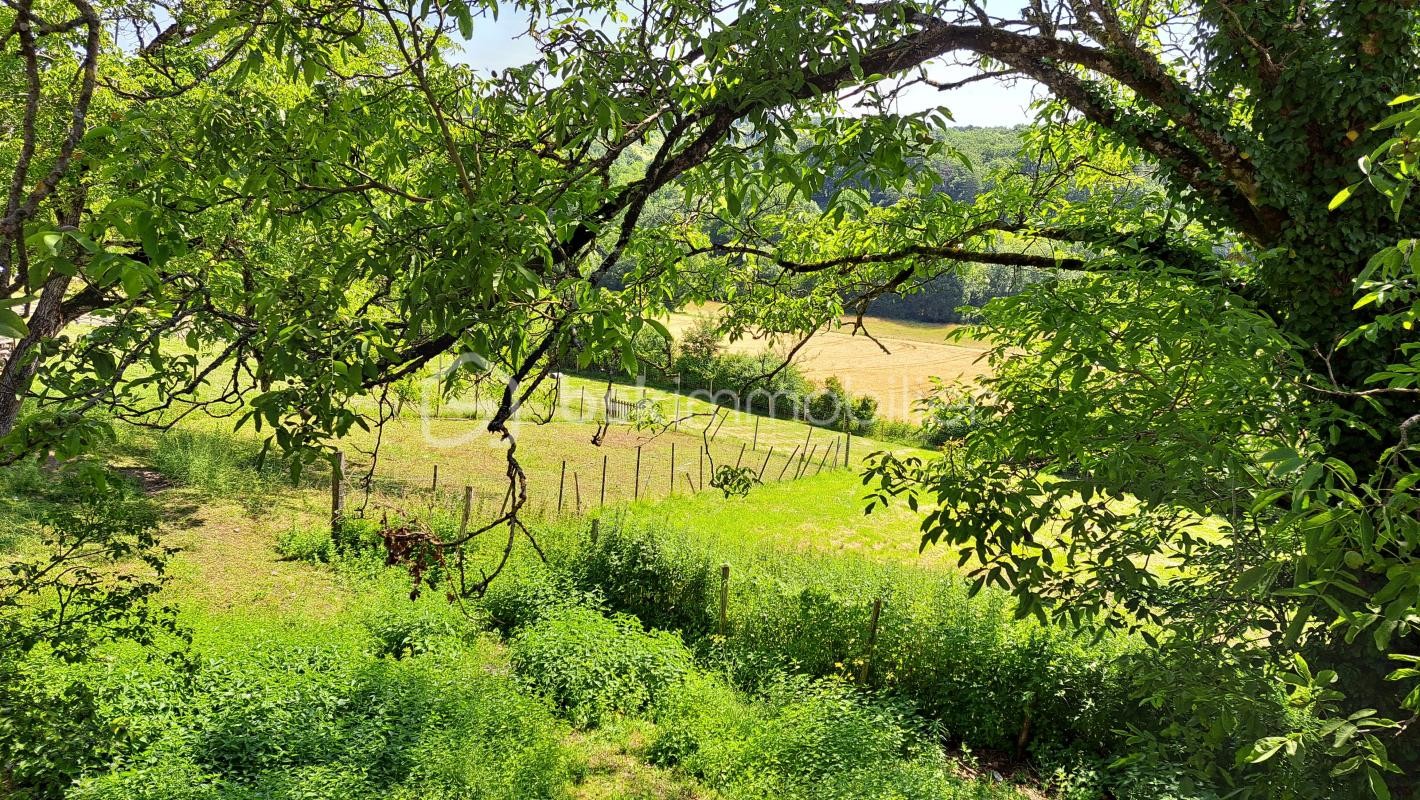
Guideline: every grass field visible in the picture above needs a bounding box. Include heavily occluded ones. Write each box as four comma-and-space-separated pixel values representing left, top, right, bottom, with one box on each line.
5, 319, 1125, 799
622, 469, 952, 568
664, 304, 992, 421
119, 371, 941, 567
2, 342, 1159, 800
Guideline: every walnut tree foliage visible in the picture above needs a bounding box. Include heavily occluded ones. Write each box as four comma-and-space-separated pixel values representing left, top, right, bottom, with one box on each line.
1, 1, 1419, 795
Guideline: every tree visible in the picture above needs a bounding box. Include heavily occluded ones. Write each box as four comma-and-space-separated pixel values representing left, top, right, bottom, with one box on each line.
2, 2, 1418, 792
2, 0, 1093, 578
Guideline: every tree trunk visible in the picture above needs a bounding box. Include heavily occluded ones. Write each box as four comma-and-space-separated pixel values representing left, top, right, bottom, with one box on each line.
0, 271, 72, 437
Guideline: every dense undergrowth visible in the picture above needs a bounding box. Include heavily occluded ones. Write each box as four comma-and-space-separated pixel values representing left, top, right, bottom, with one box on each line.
0, 428, 1326, 799
461, 515, 1150, 797
0, 453, 1031, 799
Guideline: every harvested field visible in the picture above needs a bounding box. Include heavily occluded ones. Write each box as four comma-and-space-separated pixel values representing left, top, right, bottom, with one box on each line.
665, 304, 992, 420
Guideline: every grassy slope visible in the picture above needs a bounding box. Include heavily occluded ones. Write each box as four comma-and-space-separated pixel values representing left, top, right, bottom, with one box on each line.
115, 473, 715, 799
85, 378, 975, 798
624, 469, 950, 569
130, 372, 940, 560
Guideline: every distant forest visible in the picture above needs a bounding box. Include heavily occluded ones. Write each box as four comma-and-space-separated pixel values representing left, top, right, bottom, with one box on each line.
606, 126, 1052, 324
844, 126, 1054, 324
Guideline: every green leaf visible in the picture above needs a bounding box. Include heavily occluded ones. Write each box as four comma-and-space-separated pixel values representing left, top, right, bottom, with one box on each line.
1367, 766, 1392, 800
1242, 736, 1289, 764
92, 351, 116, 380
451, 1, 474, 38
121, 266, 146, 299
1329, 182, 1362, 211
0, 307, 29, 339
1231, 562, 1277, 594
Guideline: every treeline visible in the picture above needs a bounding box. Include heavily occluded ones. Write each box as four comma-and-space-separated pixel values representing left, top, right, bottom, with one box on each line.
866, 261, 1053, 324
611, 126, 1055, 325
583, 319, 876, 432
580, 318, 971, 446
827, 127, 1065, 324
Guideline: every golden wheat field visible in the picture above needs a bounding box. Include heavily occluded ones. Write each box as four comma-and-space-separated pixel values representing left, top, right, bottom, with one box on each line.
664, 303, 992, 420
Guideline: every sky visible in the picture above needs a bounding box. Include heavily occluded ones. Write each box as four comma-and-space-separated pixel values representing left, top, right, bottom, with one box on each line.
449, 9, 1040, 128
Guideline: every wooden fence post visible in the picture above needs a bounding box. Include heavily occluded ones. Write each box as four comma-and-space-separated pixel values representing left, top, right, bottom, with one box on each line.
710, 408, 729, 442
734, 442, 746, 469
580, 387, 586, 420
844, 431, 851, 467
330, 451, 345, 543
718, 563, 730, 636
558, 460, 567, 514
634, 446, 642, 501
777, 445, 800, 481
698, 445, 705, 490
431, 464, 439, 495
797, 444, 818, 479
600, 454, 608, 506
857, 598, 883, 685
752, 416, 759, 451
669, 442, 676, 494
755, 449, 778, 480
684, 471, 696, 493
574, 472, 582, 513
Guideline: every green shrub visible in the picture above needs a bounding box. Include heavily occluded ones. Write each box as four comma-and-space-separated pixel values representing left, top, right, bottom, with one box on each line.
479, 559, 593, 633
917, 387, 982, 446
69, 759, 229, 800
276, 524, 334, 563
538, 519, 1132, 760
509, 606, 693, 728
0, 673, 143, 800
718, 556, 1130, 755
806, 376, 877, 434
334, 516, 384, 555
652, 672, 1018, 800
355, 574, 479, 659
864, 417, 925, 446
34, 617, 569, 800
0, 483, 175, 800
567, 523, 715, 636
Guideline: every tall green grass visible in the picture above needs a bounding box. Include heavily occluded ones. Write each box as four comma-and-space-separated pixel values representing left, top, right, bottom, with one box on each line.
652, 672, 1019, 800
2, 418, 1133, 799
112, 424, 298, 496
500, 591, 1025, 799
11, 608, 569, 800
493, 516, 1136, 760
